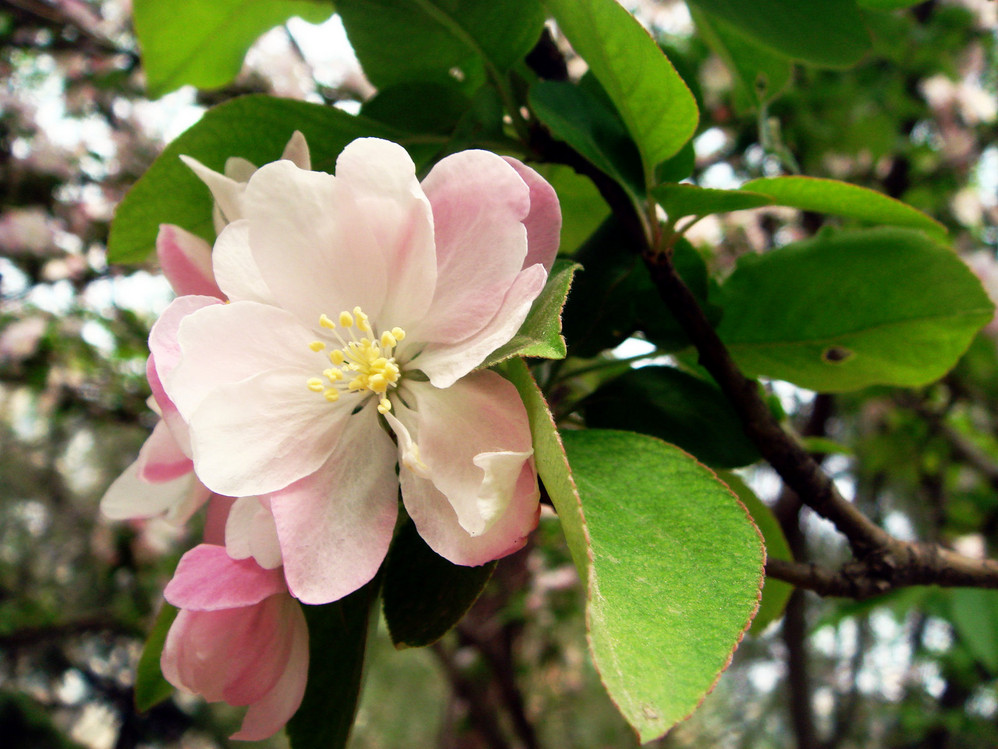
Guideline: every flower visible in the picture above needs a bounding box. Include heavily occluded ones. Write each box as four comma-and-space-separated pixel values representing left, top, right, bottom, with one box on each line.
161, 543, 308, 741
160, 137, 561, 604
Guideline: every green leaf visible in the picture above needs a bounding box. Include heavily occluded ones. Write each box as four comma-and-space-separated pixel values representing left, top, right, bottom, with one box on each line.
689, 6, 793, 110
108, 96, 409, 264
949, 589, 998, 673
562, 429, 764, 742
336, 0, 545, 89
686, 0, 870, 68
286, 579, 380, 749
362, 82, 473, 135
500, 359, 590, 577
741, 176, 947, 238
529, 80, 644, 197
652, 183, 774, 220
479, 259, 579, 369
133, 0, 333, 97
717, 473, 793, 634
583, 366, 761, 469
535, 164, 610, 255
857, 0, 926, 8
544, 0, 698, 187
382, 520, 495, 648
134, 602, 178, 712
717, 227, 995, 392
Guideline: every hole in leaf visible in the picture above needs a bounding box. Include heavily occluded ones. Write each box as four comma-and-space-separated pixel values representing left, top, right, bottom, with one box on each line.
822, 346, 853, 363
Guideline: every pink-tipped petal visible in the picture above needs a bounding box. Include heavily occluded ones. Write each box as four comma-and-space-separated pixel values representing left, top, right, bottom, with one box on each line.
392, 370, 540, 562
231, 596, 309, 741
272, 401, 398, 604
156, 224, 223, 298
149, 295, 223, 416
137, 419, 192, 483
413, 263, 548, 388
242, 160, 389, 326
164, 544, 287, 610
501, 157, 562, 272
334, 138, 437, 326
411, 150, 531, 344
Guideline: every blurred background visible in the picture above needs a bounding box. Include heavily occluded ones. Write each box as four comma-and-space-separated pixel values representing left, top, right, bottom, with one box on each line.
1, 0, 996, 747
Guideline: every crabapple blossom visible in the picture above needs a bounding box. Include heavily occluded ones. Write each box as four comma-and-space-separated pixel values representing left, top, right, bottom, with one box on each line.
161, 543, 308, 741
161, 136, 561, 604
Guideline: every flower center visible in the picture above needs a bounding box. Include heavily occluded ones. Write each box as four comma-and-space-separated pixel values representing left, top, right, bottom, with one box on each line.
305, 307, 406, 414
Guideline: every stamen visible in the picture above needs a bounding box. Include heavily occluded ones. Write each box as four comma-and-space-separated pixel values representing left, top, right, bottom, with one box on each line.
319, 314, 336, 329
339, 311, 354, 328
309, 341, 326, 352
307, 378, 324, 392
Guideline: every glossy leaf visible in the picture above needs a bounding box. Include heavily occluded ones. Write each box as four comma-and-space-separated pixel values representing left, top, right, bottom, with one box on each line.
686, 0, 870, 68
337, 0, 545, 89
653, 183, 774, 220
718, 472, 793, 634
382, 520, 495, 648
134, 602, 178, 712
133, 0, 333, 97
949, 588, 998, 673
286, 579, 380, 749
741, 176, 947, 238
479, 259, 579, 369
536, 165, 610, 255
108, 96, 409, 263
583, 366, 761, 469
562, 429, 764, 742
717, 228, 994, 392
529, 80, 644, 196
544, 0, 698, 186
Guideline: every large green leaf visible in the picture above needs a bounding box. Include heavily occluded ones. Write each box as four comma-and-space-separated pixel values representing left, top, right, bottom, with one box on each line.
479, 259, 578, 369
717, 473, 793, 634
686, 0, 870, 68
336, 0, 545, 89
562, 429, 764, 742
108, 96, 409, 263
652, 183, 774, 221
286, 579, 381, 749
583, 366, 761, 469
133, 0, 333, 98
382, 520, 495, 648
717, 228, 994, 392
690, 6, 793, 110
535, 164, 610, 255
949, 589, 998, 674
544, 0, 698, 187
134, 602, 178, 712
741, 176, 947, 238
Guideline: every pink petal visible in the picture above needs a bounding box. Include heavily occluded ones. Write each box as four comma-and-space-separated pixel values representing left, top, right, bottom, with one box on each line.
211, 220, 275, 304
149, 295, 223, 417
156, 224, 223, 298
137, 419, 192, 483
410, 150, 531, 345
187, 365, 350, 497
164, 544, 287, 610
204, 495, 236, 545
333, 138, 437, 327
100, 459, 205, 521
231, 596, 309, 740
220, 594, 295, 705
271, 401, 399, 604
413, 263, 548, 388
501, 157, 561, 273
242, 160, 388, 327
167, 300, 315, 423
392, 371, 540, 564
162, 608, 233, 702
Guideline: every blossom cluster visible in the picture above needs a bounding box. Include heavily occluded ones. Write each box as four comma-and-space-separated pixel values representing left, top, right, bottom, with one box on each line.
102, 134, 561, 738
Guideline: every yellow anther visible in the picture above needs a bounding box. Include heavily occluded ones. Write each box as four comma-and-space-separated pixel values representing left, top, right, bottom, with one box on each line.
323, 388, 340, 402
323, 368, 343, 382
309, 341, 326, 352
380, 331, 397, 348
354, 307, 371, 332
378, 398, 392, 414
369, 373, 387, 392
307, 378, 325, 392
391, 327, 406, 342
339, 311, 354, 327
329, 350, 345, 365
319, 314, 336, 329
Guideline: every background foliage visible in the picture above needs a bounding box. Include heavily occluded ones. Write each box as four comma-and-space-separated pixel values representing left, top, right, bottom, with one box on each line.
1, 0, 996, 747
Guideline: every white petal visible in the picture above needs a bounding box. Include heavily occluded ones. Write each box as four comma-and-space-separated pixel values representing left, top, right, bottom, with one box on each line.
181, 155, 247, 227
212, 220, 276, 304
226, 496, 283, 570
